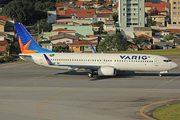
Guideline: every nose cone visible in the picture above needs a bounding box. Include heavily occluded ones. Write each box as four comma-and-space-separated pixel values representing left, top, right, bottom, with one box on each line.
171, 62, 178, 69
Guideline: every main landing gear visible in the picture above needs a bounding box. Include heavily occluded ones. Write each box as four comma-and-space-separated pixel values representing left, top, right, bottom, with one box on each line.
88, 71, 95, 78
159, 73, 162, 77
88, 72, 94, 78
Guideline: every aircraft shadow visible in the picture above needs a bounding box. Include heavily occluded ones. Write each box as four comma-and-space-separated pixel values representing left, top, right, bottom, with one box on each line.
55, 71, 180, 81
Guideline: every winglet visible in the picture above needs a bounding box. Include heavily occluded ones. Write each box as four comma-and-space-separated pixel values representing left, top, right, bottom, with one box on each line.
44, 54, 54, 65
90, 44, 97, 53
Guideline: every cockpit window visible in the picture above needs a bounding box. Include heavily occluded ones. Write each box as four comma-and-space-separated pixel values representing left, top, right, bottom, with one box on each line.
164, 60, 171, 62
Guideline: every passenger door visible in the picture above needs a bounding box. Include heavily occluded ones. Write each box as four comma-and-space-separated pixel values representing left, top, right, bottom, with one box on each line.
154, 58, 159, 66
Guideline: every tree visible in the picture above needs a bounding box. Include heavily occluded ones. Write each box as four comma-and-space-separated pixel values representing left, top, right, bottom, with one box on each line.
0, 0, 13, 4
112, 12, 118, 24
53, 46, 63, 52
94, 21, 104, 34
163, 35, 174, 41
35, 2, 56, 11
98, 0, 105, 5
148, 17, 156, 27
116, 28, 120, 34
98, 32, 128, 52
133, 36, 150, 49
34, 19, 52, 33
1, 1, 35, 24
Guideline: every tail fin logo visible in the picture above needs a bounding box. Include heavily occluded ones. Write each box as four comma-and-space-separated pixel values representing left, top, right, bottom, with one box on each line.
90, 44, 97, 53
44, 54, 54, 65
19, 36, 37, 53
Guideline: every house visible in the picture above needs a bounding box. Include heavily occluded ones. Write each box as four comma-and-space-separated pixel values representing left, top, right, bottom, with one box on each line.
54, 42, 67, 48
90, 24, 99, 32
0, 34, 5, 41
75, 1, 85, 9
98, 9, 113, 13
91, 2, 99, 8
52, 21, 94, 37
108, 31, 116, 35
174, 38, 180, 48
57, 8, 95, 21
150, 14, 166, 26
135, 34, 152, 49
93, 13, 113, 23
103, 20, 116, 31
0, 40, 8, 56
53, 42, 68, 51
113, 2, 118, 13
51, 28, 76, 36
154, 42, 173, 49
49, 33, 79, 44
127, 44, 138, 51
0, 19, 7, 32
145, 2, 169, 25
145, 2, 169, 14
47, 11, 57, 24
134, 27, 152, 37
55, 3, 64, 11
69, 41, 97, 52
153, 29, 180, 37
0, 16, 14, 32
41, 43, 53, 51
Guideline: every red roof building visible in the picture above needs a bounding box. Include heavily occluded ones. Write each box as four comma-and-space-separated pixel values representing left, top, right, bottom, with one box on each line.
145, 2, 169, 16
136, 34, 151, 39
53, 21, 79, 25
69, 41, 97, 52
95, 13, 112, 17
54, 42, 67, 47
57, 8, 96, 18
99, 9, 113, 13
0, 40, 8, 55
52, 28, 76, 32
75, 1, 85, 6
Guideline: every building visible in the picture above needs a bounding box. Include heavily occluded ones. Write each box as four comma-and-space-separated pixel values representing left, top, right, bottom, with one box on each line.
69, 41, 97, 52
134, 27, 152, 37
47, 11, 57, 24
0, 40, 8, 56
145, 0, 169, 3
169, 0, 180, 25
118, 0, 145, 27
150, 14, 166, 26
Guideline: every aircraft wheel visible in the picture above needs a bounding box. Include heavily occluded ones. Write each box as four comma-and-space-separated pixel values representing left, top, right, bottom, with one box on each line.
159, 73, 162, 77
88, 73, 93, 78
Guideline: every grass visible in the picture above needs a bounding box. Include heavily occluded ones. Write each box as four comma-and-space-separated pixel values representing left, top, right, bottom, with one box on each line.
104, 49, 180, 56
153, 103, 180, 120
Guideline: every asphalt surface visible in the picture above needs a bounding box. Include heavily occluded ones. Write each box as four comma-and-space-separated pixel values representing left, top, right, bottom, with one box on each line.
0, 56, 180, 120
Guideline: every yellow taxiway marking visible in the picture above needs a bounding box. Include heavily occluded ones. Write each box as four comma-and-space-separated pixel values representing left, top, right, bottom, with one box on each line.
140, 98, 180, 120
37, 81, 172, 120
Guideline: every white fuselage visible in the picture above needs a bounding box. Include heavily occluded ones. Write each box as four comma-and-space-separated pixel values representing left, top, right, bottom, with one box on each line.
20, 53, 178, 73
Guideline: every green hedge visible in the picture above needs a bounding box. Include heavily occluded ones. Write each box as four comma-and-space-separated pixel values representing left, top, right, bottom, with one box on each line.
0, 56, 16, 63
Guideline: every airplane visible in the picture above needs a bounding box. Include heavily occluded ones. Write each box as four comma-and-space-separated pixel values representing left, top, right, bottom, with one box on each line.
15, 22, 178, 78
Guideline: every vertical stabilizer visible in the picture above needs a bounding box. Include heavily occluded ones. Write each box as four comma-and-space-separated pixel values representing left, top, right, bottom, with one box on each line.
15, 22, 54, 53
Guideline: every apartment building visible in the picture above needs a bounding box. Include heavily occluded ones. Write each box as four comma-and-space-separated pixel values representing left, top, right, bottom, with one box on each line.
118, 0, 145, 27
169, 0, 180, 24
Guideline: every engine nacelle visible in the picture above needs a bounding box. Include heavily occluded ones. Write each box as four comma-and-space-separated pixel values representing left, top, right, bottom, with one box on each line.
98, 67, 116, 76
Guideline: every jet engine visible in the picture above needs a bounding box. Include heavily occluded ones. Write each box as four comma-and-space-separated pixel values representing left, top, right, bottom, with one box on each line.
98, 67, 116, 76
